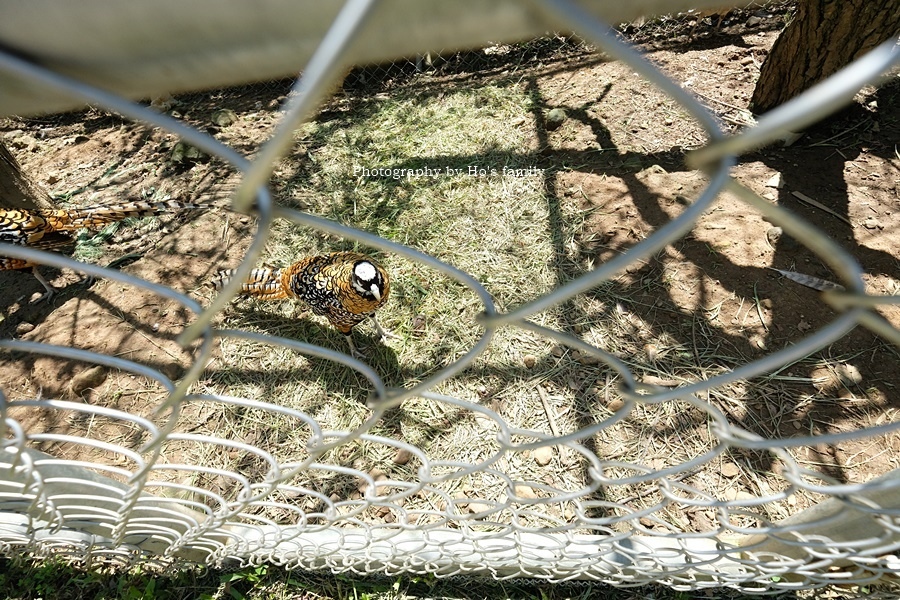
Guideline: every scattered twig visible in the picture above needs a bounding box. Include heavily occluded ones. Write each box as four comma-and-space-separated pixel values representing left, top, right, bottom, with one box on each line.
790, 191, 852, 226
752, 282, 769, 332
692, 90, 755, 116
536, 385, 561, 438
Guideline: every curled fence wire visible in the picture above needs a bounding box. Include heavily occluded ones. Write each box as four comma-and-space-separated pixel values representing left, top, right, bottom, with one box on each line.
1, 0, 900, 595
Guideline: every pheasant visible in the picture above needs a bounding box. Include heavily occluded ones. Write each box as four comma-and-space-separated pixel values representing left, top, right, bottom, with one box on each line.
0, 198, 212, 301
210, 251, 393, 358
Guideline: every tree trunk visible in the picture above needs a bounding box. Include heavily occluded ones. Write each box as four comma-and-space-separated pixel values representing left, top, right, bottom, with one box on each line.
750, 0, 900, 113
0, 140, 54, 211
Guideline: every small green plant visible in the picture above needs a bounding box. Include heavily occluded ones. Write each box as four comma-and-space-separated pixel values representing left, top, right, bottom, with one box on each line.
221, 564, 270, 600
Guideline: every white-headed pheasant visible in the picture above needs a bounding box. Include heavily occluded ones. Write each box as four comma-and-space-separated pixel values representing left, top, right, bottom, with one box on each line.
210, 251, 393, 358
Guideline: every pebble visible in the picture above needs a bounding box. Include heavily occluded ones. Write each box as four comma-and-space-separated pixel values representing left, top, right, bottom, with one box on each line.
607, 398, 626, 412
69, 365, 108, 397
764, 172, 784, 188
545, 108, 567, 130
211, 108, 238, 127
514, 484, 538, 499
533, 446, 554, 466
393, 449, 413, 465
720, 462, 741, 478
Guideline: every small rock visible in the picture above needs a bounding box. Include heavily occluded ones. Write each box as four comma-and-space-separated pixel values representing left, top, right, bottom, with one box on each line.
835, 363, 863, 386
69, 365, 108, 397
545, 108, 567, 131
533, 446, 554, 466
211, 108, 238, 127
357, 469, 387, 494
724, 488, 756, 502
15, 322, 35, 336
393, 448, 413, 465
150, 94, 176, 111
514, 484, 538, 499
607, 398, 625, 412
576, 352, 602, 365
9, 134, 37, 151
764, 173, 784, 189
467, 501, 491, 514
625, 261, 646, 274
452, 491, 470, 509
410, 314, 426, 337
863, 217, 881, 230
720, 462, 741, 478
641, 375, 679, 387
523, 354, 537, 368
379, 509, 396, 523
170, 141, 207, 163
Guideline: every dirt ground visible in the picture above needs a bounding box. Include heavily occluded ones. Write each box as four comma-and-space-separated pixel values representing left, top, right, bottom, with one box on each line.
1, 9, 899, 522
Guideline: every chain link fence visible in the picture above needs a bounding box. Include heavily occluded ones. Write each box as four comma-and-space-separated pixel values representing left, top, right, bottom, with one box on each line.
1, 0, 900, 595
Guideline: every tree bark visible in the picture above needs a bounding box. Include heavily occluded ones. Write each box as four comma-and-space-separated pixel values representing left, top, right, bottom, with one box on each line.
0, 140, 54, 211
750, 0, 900, 113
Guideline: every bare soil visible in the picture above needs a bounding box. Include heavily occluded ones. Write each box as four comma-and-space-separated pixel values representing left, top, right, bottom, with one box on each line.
2, 11, 899, 525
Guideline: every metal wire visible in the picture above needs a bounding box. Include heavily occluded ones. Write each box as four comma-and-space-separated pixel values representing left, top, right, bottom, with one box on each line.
1, 0, 900, 596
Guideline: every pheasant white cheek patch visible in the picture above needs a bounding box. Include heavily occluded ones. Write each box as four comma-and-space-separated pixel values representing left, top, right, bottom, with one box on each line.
354, 261, 377, 282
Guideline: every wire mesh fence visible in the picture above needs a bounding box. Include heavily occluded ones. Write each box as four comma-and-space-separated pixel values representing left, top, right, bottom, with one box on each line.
1, 0, 900, 595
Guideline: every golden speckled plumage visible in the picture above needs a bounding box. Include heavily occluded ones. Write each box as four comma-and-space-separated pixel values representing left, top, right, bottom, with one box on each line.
0, 199, 210, 301
210, 251, 392, 356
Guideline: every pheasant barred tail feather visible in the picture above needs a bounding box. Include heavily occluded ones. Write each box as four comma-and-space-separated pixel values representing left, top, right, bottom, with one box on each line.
49, 198, 215, 230
0, 257, 32, 271
0, 198, 216, 302
210, 267, 291, 300
0, 198, 214, 247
